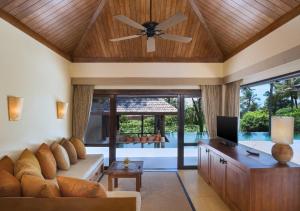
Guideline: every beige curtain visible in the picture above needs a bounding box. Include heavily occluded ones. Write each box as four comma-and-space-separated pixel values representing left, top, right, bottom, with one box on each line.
72, 85, 94, 141
200, 85, 222, 138
224, 80, 242, 117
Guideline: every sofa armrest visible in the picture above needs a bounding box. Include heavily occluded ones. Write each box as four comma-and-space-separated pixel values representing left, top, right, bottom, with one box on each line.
107, 191, 141, 211
0, 197, 136, 211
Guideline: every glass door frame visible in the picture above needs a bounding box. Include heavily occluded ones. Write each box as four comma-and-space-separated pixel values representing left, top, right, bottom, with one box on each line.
177, 94, 201, 169
92, 89, 201, 168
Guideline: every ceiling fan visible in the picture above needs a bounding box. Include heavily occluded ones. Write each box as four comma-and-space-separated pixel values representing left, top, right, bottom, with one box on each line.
109, 0, 192, 53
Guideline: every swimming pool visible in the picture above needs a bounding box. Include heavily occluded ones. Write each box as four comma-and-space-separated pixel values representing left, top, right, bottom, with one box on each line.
117, 132, 300, 148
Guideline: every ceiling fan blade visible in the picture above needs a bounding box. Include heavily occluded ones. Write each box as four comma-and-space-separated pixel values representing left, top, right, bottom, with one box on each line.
159, 34, 192, 43
147, 37, 155, 53
114, 15, 146, 30
110, 34, 142, 42
156, 13, 187, 30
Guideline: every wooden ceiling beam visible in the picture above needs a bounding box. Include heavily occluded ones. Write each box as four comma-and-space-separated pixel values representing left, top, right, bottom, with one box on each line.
72, 0, 108, 58
0, 9, 71, 61
72, 56, 223, 63
224, 4, 300, 61
188, 0, 224, 61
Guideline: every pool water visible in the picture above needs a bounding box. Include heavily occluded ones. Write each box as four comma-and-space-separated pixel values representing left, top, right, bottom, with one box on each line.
117, 132, 300, 148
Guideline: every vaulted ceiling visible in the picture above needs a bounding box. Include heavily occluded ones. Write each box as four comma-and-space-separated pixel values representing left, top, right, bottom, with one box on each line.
1, 0, 300, 62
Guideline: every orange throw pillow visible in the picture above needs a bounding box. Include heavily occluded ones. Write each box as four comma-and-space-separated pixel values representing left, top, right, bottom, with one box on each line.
61, 139, 78, 164
14, 149, 43, 180
70, 137, 86, 159
0, 156, 14, 175
0, 170, 21, 197
36, 143, 57, 179
57, 176, 107, 198
21, 175, 60, 198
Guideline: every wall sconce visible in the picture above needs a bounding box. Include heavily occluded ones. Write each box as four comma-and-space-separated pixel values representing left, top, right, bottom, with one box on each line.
7, 96, 24, 121
56, 101, 68, 119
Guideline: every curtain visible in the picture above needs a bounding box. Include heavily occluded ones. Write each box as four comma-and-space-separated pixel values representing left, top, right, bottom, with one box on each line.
224, 80, 242, 117
72, 85, 94, 141
200, 85, 222, 138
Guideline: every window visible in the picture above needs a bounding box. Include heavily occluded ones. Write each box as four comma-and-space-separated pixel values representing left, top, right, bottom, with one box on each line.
239, 74, 300, 141
85, 96, 110, 145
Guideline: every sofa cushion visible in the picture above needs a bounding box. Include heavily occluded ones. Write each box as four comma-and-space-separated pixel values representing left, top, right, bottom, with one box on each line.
57, 176, 107, 198
17, 149, 41, 170
0, 156, 14, 175
36, 143, 57, 179
70, 138, 86, 159
51, 142, 70, 170
0, 170, 21, 197
21, 175, 60, 198
107, 191, 141, 211
57, 154, 103, 180
14, 149, 42, 180
61, 139, 78, 164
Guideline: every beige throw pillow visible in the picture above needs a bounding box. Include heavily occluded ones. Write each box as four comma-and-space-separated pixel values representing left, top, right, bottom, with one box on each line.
51, 142, 70, 170
14, 149, 43, 180
70, 137, 86, 159
57, 176, 107, 198
61, 139, 78, 164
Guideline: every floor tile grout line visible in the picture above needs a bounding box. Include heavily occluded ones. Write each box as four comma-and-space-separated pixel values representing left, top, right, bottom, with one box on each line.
176, 171, 197, 211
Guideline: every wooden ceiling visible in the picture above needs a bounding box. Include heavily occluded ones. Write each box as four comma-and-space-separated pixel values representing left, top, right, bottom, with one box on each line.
1, 0, 300, 62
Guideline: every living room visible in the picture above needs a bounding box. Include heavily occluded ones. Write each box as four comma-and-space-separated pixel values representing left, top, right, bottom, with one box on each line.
0, 1, 300, 211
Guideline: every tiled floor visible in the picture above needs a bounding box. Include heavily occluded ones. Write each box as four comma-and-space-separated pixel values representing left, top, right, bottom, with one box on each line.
178, 170, 230, 211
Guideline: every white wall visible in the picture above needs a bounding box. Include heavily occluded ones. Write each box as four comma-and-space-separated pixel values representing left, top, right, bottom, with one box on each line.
70, 63, 223, 78
0, 19, 72, 159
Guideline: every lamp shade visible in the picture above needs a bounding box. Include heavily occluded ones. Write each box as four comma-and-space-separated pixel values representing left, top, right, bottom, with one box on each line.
271, 116, 294, 144
56, 101, 68, 119
7, 96, 24, 121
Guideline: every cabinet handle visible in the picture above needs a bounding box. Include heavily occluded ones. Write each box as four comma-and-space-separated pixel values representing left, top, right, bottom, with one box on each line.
220, 158, 227, 164
205, 149, 209, 153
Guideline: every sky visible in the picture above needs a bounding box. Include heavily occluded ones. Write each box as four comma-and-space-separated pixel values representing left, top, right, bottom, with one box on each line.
251, 83, 270, 107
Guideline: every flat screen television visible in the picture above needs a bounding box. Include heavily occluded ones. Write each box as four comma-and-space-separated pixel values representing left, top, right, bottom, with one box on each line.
217, 116, 238, 145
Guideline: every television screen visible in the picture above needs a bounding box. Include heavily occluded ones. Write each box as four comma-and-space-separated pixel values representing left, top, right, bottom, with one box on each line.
217, 116, 238, 144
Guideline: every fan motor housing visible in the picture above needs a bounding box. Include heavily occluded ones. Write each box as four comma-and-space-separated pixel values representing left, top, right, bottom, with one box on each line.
142, 21, 159, 37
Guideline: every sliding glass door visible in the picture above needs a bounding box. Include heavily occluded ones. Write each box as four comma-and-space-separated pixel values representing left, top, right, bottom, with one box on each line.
85, 90, 202, 169
178, 94, 203, 169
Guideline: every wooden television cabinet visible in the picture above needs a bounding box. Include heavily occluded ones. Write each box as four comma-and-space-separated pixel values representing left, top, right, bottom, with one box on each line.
198, 138, 300, 211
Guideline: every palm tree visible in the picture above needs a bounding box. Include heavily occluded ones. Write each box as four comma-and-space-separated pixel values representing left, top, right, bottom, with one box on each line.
240, 87, 260, 117
283, 77, 300, 109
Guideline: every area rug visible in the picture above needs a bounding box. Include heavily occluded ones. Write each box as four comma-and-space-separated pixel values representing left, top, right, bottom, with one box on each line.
100, 171, 194, 211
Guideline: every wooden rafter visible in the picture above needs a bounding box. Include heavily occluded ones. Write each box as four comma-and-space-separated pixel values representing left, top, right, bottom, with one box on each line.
225, 4, 300, 60
188, 0, 224, 60
72, 0, 108, 58
0, 9, 71, 61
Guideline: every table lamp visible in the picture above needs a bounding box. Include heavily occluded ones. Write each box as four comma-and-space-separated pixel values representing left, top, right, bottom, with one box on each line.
271, 116, 294, 164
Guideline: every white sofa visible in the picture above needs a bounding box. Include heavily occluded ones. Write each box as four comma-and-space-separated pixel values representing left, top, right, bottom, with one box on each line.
57, 154, 141, 211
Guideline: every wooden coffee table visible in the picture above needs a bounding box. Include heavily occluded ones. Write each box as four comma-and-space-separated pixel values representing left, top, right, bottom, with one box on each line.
107, 161, 144, 192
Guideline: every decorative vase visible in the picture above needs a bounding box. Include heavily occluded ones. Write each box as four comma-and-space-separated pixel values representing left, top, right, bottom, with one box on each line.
123, 158, 130, 168
271, 143, 293, 164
